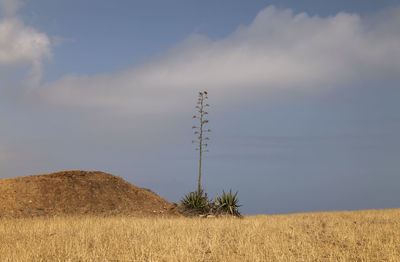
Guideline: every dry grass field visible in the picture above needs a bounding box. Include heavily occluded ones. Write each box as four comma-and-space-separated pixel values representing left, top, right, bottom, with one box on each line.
0, 209, 399, 261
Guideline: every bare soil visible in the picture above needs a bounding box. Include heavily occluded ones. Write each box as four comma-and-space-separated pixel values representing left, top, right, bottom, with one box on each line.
0, 170, 180, 218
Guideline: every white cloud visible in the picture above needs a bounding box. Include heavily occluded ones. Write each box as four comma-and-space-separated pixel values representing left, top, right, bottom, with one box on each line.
0, 0, 51, 87
39, 6, 400, 112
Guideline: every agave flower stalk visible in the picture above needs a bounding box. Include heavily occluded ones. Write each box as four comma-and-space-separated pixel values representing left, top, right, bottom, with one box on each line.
192, 91, 210, 195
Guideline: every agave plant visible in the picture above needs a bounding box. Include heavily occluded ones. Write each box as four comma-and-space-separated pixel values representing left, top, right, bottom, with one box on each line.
180, 190, 208, 211
216, 189, 241, 217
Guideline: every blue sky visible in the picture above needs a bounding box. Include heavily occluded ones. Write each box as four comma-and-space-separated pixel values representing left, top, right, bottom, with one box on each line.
0, 0, 399, 214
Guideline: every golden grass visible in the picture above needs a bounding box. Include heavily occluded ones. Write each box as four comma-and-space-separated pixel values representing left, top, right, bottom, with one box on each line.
0, 209, 399, 261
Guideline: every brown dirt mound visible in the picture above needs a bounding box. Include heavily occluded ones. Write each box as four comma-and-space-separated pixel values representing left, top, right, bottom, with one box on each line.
0, 170, 180, 218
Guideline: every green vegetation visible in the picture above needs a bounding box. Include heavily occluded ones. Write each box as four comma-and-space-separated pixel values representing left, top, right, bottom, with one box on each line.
181, 190, 208, 211
216, 189, 241, 217
180, 189, 241, 217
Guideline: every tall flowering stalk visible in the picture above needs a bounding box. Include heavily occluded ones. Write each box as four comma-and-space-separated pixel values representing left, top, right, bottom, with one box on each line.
192, 91, 210, 195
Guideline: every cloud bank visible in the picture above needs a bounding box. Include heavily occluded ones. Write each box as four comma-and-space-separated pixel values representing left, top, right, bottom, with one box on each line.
39, 6, 400, 113
0, 0, 51, 87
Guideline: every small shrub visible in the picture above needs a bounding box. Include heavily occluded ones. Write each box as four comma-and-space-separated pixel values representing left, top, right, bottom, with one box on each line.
216, 189, 241, 217
180, 190, 208, 212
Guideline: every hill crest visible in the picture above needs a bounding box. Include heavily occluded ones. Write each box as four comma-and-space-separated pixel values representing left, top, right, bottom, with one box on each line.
0, 170, 179, 218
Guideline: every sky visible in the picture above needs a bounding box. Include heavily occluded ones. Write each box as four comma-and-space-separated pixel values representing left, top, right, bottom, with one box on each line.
0, 0, 399, 214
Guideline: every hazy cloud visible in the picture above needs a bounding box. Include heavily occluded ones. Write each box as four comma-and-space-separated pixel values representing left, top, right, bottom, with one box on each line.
0, 0, 51, 87
39, 6, 400, 112
0, 0, 22, 17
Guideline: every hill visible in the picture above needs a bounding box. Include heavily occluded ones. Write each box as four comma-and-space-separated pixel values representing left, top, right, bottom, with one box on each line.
0, 170, 179, 218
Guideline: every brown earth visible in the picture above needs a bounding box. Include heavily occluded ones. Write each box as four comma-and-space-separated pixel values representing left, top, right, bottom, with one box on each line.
0, 170, 180, 218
